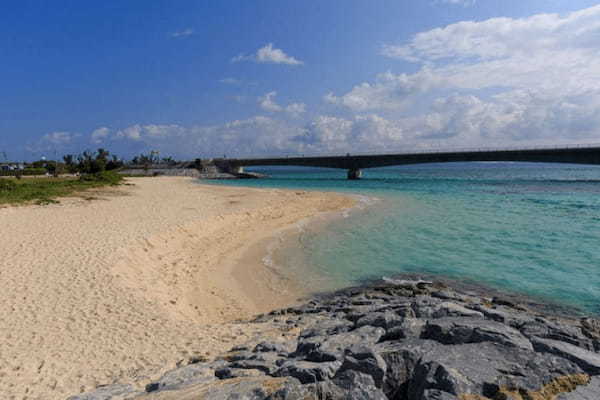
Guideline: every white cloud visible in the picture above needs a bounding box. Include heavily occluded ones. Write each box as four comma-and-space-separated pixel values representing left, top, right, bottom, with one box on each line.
232, 43, 303, 65
170, 28, 194, 38
258, 91, 306, 117
96, 117, 307, 158
91, 127, 111, 144
258, 91, 283, 112
285, 102, 306, 118
327, 5, 600, 146
296, 115, 405, 153
26, 131, 81, 154
43, 131, 74, 145
87, 114, 403, 158
323, 71, 429, 112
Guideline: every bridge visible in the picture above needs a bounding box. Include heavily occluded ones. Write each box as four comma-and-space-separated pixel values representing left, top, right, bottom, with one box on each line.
213, 145, 600, 179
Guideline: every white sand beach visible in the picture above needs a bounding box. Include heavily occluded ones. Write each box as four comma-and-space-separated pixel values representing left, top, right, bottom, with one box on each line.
0, 177, 354, 400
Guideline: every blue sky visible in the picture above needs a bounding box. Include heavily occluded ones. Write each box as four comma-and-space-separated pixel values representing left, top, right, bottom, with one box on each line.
2, 0, 600, 160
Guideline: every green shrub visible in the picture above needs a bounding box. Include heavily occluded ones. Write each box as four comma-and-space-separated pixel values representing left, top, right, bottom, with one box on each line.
22, 168, 47, 176
0, 179, 17, 192
79, 170, 123, 185
0, 168, 46, 177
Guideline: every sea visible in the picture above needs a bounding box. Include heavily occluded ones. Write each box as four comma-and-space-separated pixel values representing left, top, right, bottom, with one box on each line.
210, 162, 600, 315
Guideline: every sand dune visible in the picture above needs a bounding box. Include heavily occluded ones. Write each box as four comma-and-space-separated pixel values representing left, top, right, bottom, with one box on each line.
0, 177, 354, 400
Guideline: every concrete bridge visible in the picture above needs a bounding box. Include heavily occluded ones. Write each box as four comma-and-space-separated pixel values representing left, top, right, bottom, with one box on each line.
213, 145, 600, 179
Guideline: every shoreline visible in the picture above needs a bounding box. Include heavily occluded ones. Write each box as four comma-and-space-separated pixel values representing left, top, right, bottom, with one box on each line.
6, 176, 599, 399
0, 177, 355, 399
72, 276, 600, 399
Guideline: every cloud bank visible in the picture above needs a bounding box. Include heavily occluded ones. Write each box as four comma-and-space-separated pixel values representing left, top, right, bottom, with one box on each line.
327, 5, 600, 147
30, 6, 600, 159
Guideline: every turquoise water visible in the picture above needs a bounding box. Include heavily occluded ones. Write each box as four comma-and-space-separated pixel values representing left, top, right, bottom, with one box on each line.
211, 163, 600, 314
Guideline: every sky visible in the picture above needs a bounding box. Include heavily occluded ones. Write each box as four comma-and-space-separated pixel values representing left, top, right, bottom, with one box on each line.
2, 0, 600, 161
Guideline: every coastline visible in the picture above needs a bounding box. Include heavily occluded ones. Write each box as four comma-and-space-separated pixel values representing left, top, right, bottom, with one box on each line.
0, 177, 355, 399
72, 277, 600, 400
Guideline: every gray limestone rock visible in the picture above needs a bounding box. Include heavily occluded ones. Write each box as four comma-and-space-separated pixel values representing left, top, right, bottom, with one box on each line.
134, 376, 308, 400
422, 389, 459, 400
145, 362, 220, 392
431, 302, 484, 319
214, 367, 265, 380
374, 339, 443, 399
252, 341, 293, 355
311, 370, 388, 400
531, 337, 600, 375
336, 345, 387, 388
295, 325, 385, 362
521, 319, 594, 350
421, 317, 533, 350
298, 318, 353, 339
274, 360, 341, 384
407, 342, 583, 399
355, 311, 404, 331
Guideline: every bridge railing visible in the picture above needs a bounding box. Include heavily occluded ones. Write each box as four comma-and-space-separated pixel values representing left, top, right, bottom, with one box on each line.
226, 142, 600, 161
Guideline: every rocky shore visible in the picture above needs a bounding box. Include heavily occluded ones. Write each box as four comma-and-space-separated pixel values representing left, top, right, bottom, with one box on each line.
69, 278, 600, 399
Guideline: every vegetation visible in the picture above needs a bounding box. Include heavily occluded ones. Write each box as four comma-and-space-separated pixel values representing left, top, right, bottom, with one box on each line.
0, 147, 179, 205
0, 171, 123, 205
0, 168, 46, 177
63, 148, 124, 173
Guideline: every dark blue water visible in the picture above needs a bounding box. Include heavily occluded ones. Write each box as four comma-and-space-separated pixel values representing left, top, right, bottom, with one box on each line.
212, 163, 600, 314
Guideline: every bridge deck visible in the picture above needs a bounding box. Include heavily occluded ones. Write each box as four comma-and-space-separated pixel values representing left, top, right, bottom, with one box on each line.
217, 146, 600, 175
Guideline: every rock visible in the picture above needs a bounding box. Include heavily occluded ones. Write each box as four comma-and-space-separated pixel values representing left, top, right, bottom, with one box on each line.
557, 376, 600, 399
520, 319, 594, 350
253, 341, 293, 354
422, 389, 459, 400
145, 362, 219, 392
496, 374, 591, 400
381, 318, 426, 342
220, 350, 255, 362
407, 342, 583, 399
411, 296, 444, 318
295, 325, 385, 362
214, 367, 265, 380
274, 360, 341, 384
336, 345, 387, 388
312, 370, 388, 400
346, 305, 404, 322
355, 311, 404, 330
65, 278, 600, 400
67, 384, 139, 400
228, 358, 281, 375
421, 317, 533, 350
581, 318, 600, 341
473, 304, 536, 327
430, 290, 471, 303
374, 339, 443, 399
382, 278, 433, 291
431, 302, 484, 319
531, 337, 600, 374
133, 376, 308, 400
298, 319, 353, 339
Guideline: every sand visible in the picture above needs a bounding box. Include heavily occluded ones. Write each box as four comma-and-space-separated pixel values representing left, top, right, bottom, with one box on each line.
0, 177, 354, 400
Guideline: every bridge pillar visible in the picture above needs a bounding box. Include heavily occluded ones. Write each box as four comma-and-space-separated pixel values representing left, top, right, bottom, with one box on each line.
347, 168, 362, 180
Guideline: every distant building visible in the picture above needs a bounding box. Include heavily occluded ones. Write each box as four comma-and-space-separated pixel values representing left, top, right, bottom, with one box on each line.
0, 163, 25, 171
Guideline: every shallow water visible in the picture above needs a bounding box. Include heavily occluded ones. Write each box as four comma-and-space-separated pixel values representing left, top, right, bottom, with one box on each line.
211, 163, 600, 314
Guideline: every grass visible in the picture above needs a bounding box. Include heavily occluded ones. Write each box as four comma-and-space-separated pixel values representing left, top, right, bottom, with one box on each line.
0, 171, 124, 206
